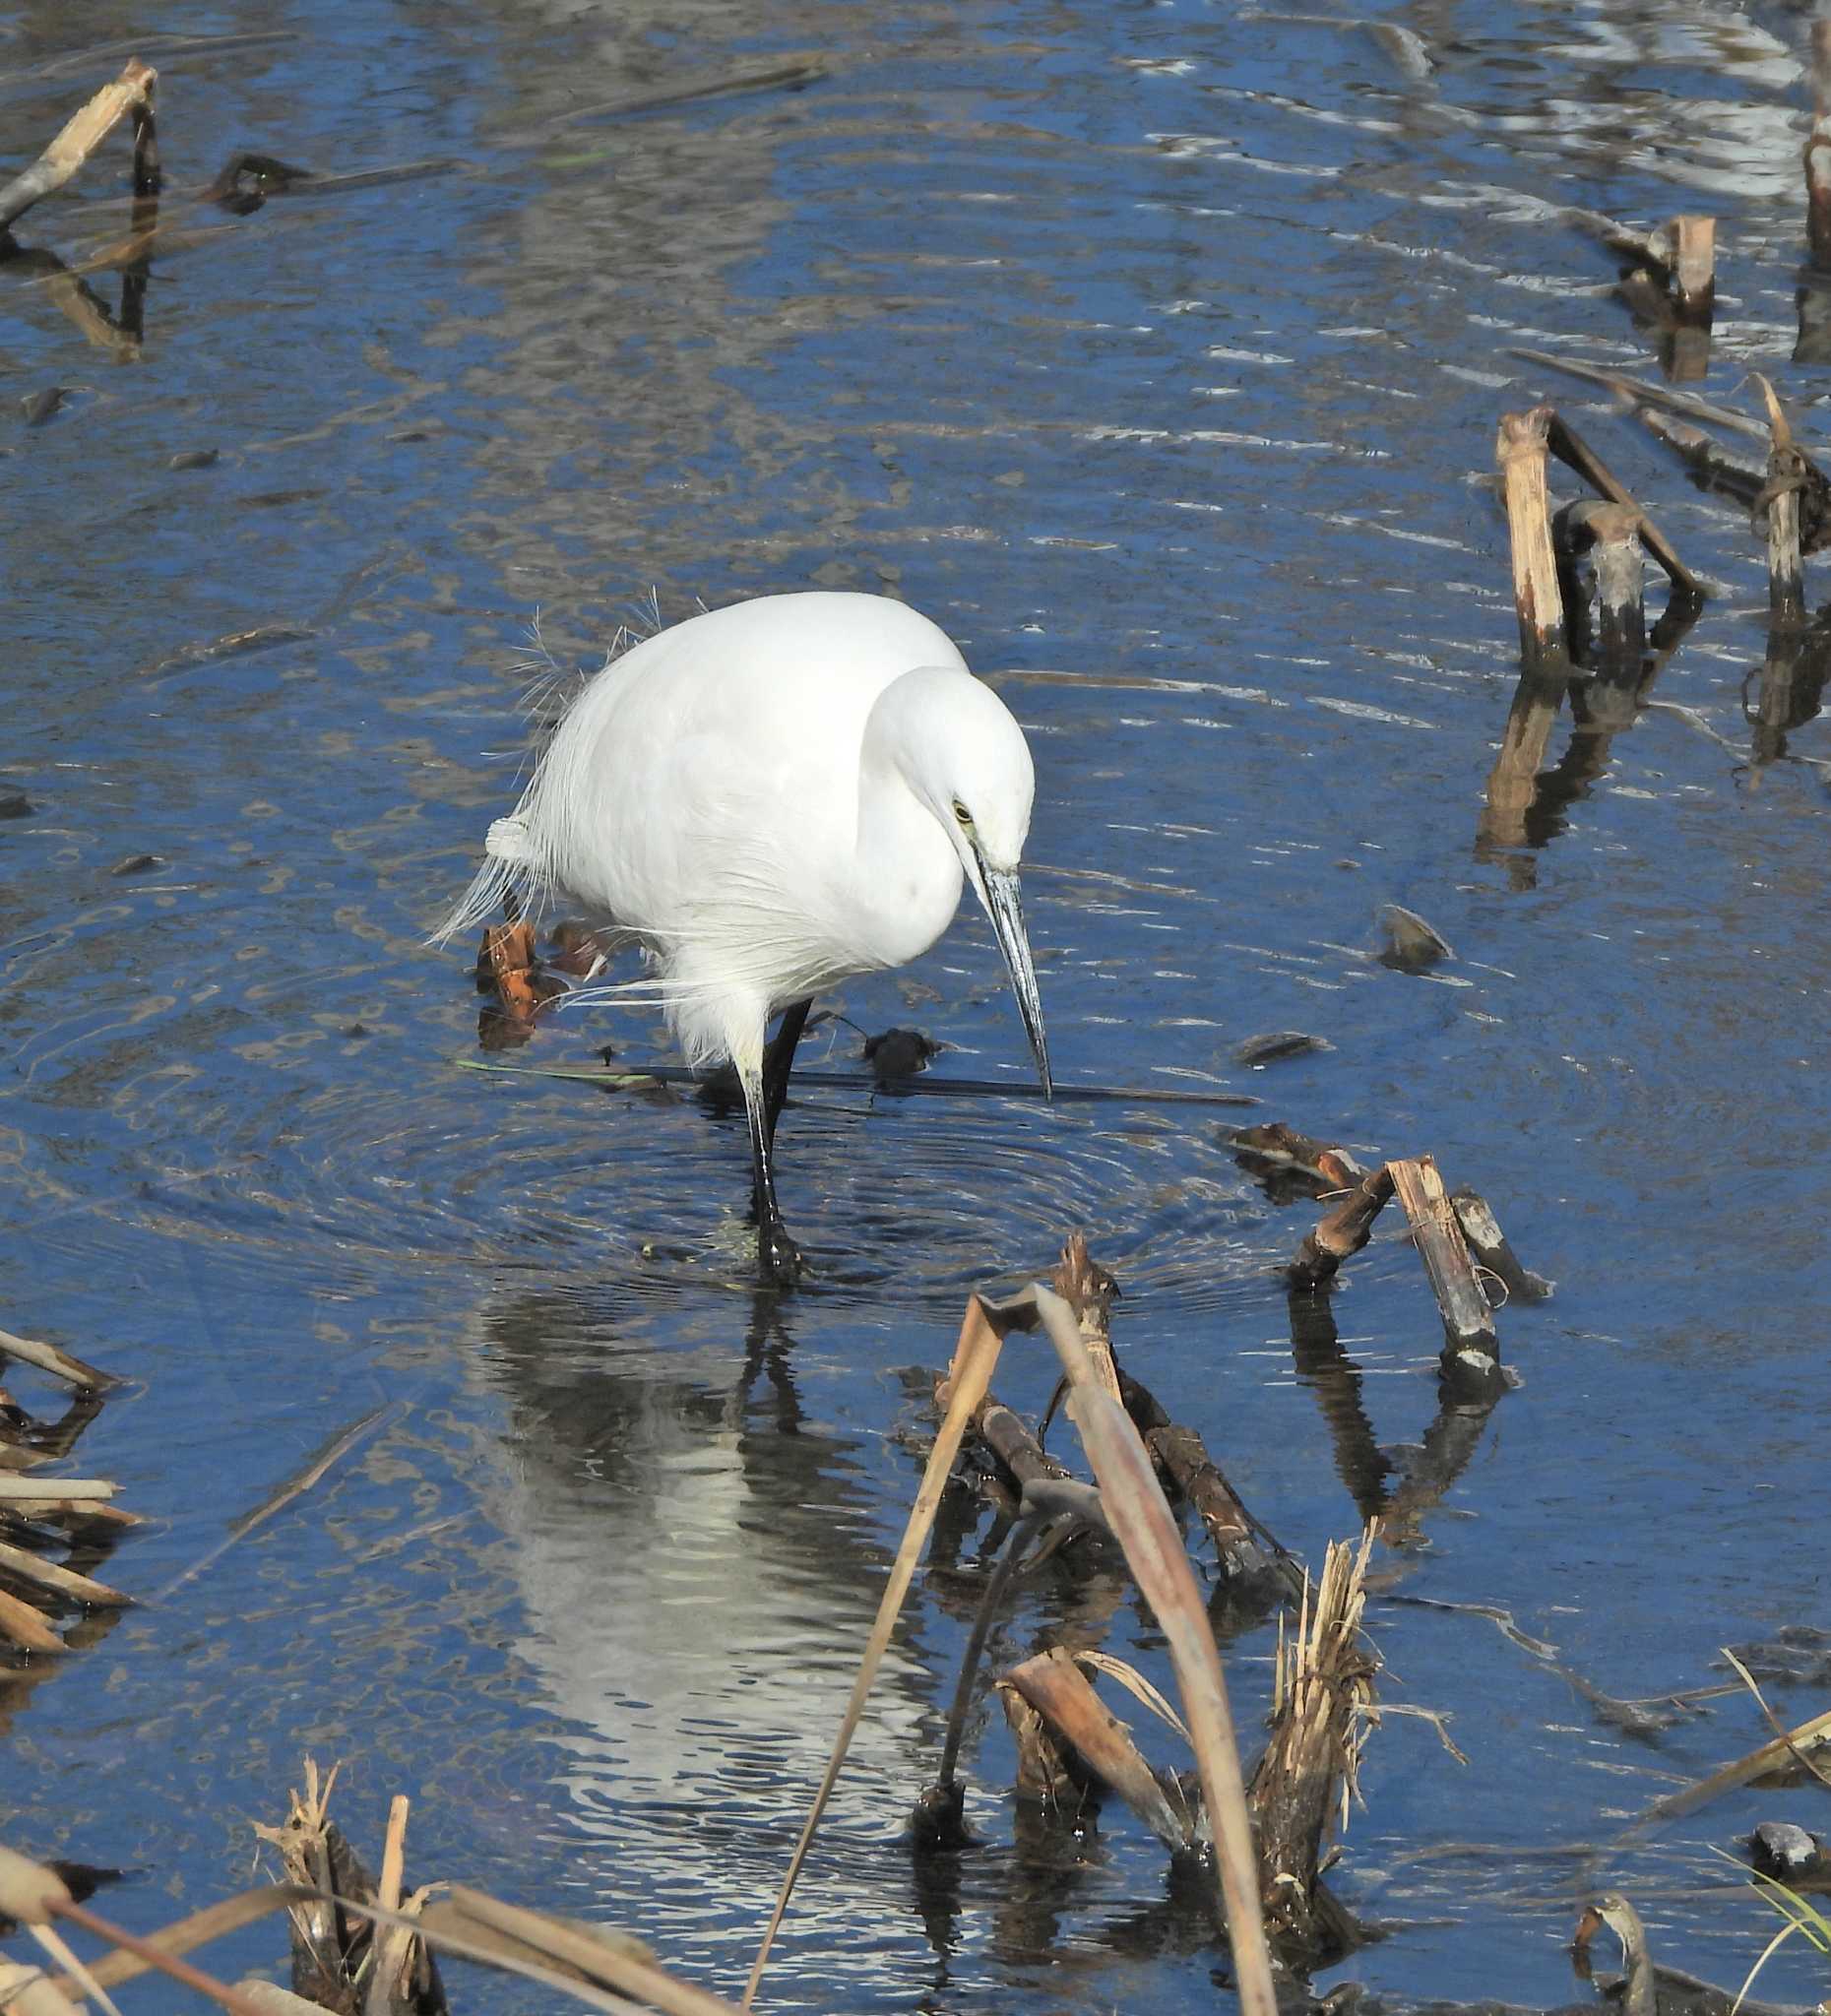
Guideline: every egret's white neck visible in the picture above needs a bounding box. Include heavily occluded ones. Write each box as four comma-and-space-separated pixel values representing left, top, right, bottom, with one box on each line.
850, 672, 969, 971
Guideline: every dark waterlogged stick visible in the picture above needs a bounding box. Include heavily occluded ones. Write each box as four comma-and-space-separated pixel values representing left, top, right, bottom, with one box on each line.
158, 1402, 404, 1599
1554, 500, 1646, 688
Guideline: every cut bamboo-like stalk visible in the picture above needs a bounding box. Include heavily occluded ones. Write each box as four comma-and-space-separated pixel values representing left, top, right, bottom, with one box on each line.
0, 1587, 62, 1655
0, 1328, 119, 1391
1756, 374, 1806, 623
0, 1538, 129, 1608
1389, 1159, 1496, 1354
1496, 406, 1567, 671
0, 1478, 114, 1502
1449, 1189, 1552, 1304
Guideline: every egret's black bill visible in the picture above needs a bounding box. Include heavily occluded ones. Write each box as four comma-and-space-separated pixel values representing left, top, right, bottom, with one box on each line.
981, 865, 1051, 1098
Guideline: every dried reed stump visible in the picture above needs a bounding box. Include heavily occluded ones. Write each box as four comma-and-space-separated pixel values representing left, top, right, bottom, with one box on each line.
1546, 411, 1700, 603
1247, 1532, 1378, 1963
1554, 500, 1646, 701
1755, 374, 1808, 623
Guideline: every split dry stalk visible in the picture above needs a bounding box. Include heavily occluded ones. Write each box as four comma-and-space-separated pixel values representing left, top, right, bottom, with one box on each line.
1249, 1531, 1378, 1950
0, 60, 158, 233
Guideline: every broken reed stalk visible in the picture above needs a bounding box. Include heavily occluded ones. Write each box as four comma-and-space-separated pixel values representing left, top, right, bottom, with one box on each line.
1623, 1703, 1831, 1833
1655, 214, 1715, 317
1810, 22, 1831, 272
1449, 1189, 1552, 1304
1051, 1231, 1122, 1401
0, 1326, 120, 1391
53, 1900, 272, 2016
52, 1887, 303, 1993
1756, 374, 1807, 623
997, 1673, 1077, 1799
941, 1381, 1073, 1494
298, 1887, 721, 2016
1003, 1646, 1196, 1853
1290, 1166, 1395, 1290
1029, 1284, 1279, 2016
1388, 1158, 1504, 1402
362, 1794, 420, 2016
0, 60, 158, 233
1249, 1530, 1378, 1951
1496, 406, 1567, 671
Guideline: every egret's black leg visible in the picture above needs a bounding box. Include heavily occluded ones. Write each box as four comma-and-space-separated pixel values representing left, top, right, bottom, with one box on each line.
760, 997, 813, 1144
743, 1066, 806, 1286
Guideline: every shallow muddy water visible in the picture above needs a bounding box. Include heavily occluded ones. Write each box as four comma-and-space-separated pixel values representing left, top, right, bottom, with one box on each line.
3, 0, 1830, 2009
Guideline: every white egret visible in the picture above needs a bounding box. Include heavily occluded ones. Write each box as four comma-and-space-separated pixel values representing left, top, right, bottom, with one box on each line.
439, 591, 1050, 1282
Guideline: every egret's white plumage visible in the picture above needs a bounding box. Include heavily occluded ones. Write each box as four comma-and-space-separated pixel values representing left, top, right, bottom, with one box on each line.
441, 590, 1049, 1279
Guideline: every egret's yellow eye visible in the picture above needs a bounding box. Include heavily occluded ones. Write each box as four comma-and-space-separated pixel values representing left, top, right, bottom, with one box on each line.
953, 799, 972, 825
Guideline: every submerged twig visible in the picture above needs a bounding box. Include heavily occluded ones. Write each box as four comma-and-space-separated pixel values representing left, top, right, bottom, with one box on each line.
158, 1401, 404, 1598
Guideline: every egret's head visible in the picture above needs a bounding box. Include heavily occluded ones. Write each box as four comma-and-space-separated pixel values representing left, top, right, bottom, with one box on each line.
1573, 1893, 1644, 1967
878, 666, 1049, 1097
